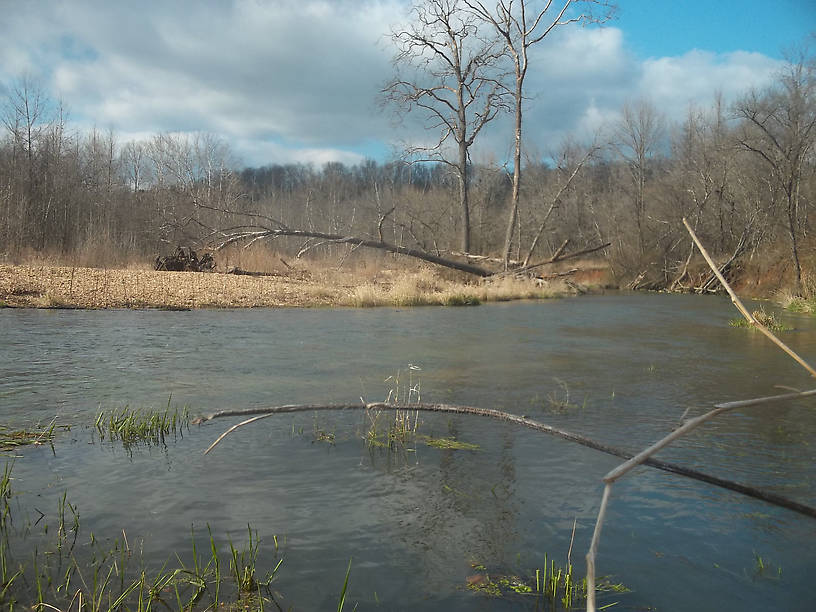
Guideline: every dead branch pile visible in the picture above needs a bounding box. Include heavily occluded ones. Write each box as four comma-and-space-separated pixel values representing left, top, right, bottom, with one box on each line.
155, 247, 215, 272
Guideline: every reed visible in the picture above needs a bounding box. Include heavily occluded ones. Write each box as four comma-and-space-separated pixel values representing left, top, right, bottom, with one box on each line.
337, 558, 352, 612
95, 402, 189, 446
363, 366, 423, 450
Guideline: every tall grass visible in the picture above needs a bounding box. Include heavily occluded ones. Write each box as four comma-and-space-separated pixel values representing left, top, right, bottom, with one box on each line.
364, 365, 422, 450
342, 268, 567, 308
95, 403, 189, 447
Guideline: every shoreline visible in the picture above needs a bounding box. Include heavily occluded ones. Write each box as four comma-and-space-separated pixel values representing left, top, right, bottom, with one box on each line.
0, 263, 586, 310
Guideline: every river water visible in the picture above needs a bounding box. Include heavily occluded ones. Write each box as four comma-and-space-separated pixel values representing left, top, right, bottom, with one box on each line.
1, 294, 815, 610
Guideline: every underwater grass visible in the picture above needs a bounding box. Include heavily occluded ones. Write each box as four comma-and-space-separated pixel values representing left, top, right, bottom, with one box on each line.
95, 402, 189, 446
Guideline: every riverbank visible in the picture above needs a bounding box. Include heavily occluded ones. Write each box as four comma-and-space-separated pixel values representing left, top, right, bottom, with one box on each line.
0, 262, 588, 309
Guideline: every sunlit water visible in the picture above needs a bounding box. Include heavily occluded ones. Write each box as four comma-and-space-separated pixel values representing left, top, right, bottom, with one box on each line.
1, 294, 815, 610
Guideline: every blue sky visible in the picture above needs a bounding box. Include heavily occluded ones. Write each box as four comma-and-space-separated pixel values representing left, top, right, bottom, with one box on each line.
617, 0, 814, 59
0, 0, 813, 167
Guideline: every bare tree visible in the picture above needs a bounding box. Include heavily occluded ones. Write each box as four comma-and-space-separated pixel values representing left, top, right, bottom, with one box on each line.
465, 0, 614, 268
383, 0, 508, 253
612, 98, 664, 256
734, 45, 816, 294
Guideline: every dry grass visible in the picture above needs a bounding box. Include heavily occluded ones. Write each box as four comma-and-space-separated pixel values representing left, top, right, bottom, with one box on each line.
341, 268, 570, 308
0, 243, 586, 310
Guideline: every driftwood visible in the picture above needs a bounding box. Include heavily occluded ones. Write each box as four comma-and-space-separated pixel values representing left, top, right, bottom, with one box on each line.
199, 401, 816, 520
584, 217, 816, 612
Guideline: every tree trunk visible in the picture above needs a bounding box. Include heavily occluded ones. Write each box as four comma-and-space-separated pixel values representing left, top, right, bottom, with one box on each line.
458, 138, 471, 253
503, 78, 523, 269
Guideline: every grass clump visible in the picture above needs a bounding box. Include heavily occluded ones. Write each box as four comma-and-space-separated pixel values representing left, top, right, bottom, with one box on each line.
363, 366, 423, 451
467, 557, 629, 609
95, 403, 189, 446
729, 307, 791, 332
0, 419, 67, 451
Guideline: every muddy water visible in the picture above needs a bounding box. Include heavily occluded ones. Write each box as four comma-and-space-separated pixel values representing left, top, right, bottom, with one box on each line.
1, 294, 815, 610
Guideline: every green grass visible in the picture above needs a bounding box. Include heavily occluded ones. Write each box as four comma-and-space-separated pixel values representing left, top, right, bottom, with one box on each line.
467, 555, 630, 609
729, 308, 791, 332
95, 403, 189, 446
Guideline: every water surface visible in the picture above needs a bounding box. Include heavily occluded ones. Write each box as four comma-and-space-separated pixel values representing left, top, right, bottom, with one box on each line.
1, 294, 814, 610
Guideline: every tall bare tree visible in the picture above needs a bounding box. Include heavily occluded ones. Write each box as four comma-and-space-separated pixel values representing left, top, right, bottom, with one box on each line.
734, 45, 816, 294
384, 0, 508, 253
465, 0, 613, 268
612, 98, 664, 256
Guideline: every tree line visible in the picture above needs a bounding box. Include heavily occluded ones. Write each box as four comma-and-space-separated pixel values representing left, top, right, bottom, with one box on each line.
0, 1, 814, 292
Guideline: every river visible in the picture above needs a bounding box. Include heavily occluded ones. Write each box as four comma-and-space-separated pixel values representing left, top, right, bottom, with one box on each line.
1, 293, 814, 610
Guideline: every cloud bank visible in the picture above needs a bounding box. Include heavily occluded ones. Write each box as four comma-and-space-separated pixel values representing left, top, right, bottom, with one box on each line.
0, 0, 785, 166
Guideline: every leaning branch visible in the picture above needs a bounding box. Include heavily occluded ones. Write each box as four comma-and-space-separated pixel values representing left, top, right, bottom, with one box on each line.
683, 217, 816, 378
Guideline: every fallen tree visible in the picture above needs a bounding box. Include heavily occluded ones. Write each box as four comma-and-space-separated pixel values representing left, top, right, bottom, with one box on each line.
207, 222, 609, 280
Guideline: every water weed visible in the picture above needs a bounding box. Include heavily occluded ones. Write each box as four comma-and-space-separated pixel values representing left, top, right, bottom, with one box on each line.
0, 418, 66, 452
95, 401, 189, 446
363, 365, 422, 451
419, 435, 480, 451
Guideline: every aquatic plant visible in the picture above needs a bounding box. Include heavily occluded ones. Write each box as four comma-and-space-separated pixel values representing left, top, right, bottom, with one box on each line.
95, 402, 189, 446
729, 307, 791, 332
0, 418, 65, 451
0, 467, 286, 611
418, 435, 480, 451
337, 558, 352, 612
752, 550, 782, 579
363, 365, 422, 450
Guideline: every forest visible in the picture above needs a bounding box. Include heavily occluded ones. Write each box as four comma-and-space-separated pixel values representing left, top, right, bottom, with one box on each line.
1, 12, 814, 295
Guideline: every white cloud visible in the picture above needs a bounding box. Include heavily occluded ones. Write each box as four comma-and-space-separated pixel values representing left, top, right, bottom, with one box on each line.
638, 49, 783, 121
0, 2, 788, 166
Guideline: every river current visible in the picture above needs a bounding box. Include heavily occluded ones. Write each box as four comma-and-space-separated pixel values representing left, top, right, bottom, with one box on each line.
1, 294, 814, 610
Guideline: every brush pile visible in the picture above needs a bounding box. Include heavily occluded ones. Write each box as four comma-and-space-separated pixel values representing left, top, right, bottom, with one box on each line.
155, 246, 215, 272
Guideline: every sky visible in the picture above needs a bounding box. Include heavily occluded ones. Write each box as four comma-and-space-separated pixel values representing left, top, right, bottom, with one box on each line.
0, 0, 814, 168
